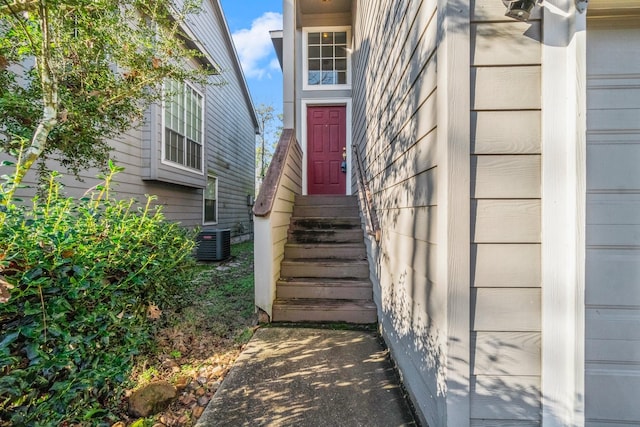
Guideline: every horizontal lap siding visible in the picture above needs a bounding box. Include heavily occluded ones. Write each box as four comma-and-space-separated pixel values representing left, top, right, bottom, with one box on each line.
353, 1, 443, 425
270, 141, 303, 291
470, 1, 542, 425
195, 1, 256, 235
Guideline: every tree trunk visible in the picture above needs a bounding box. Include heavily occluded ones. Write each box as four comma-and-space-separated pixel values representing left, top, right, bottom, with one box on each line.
7, 3, 58, 198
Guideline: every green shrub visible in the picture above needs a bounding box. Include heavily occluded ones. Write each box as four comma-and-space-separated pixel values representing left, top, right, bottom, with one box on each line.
0, 161, 197, 426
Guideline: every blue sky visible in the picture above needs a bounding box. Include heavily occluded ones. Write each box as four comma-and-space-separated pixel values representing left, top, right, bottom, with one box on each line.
219, 0, 283, 113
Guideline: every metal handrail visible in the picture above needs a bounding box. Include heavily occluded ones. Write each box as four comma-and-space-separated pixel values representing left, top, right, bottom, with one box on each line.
353, 146, 381, 242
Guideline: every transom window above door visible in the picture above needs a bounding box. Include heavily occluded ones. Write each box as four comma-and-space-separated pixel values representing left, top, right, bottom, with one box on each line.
304, 27, 351, 89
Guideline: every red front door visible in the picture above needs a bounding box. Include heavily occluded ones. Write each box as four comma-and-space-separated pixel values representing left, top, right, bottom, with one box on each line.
307, 105, 347, 195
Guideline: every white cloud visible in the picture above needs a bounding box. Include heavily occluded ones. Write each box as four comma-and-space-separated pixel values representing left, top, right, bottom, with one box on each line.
232, 12, 282, 80
269, 57, 281, 71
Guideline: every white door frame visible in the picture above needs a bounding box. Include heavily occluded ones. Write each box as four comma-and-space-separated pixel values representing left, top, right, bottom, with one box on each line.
300, 98, 352, 196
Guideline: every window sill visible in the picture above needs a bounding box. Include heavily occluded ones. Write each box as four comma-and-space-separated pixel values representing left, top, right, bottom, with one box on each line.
303, 83, 352, 91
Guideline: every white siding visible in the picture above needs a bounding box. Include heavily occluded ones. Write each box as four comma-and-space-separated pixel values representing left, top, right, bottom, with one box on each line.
585, 19, 640, 426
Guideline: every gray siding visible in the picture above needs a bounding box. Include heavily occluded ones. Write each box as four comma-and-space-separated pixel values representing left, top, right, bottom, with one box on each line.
470, 1, 542, 425
585, 19, 640, 426
1, 0, 256, 236
352, 1, 443, 425
196, 0, 257, 236
352, 1, 543, 425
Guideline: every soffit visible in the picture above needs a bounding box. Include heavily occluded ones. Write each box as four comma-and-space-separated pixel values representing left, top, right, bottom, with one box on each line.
298, 0, 352, 15
296, 0, 353, 27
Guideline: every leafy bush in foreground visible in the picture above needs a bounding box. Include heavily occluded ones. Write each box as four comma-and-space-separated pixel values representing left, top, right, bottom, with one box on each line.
0, 162, 197, 426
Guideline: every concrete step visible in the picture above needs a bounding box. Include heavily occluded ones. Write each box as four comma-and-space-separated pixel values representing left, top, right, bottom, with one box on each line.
294, 195, 358, 207
272, 298, 377, 323
292, 205, 360, 218
288, 229, 364, 244
276, 278, 373, 300
289, 217, 361, 231
284, 243, 367, 260
281, 260, 370, 279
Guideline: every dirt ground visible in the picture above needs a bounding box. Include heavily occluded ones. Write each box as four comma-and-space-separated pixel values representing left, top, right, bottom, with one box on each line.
113, 241, 257, 427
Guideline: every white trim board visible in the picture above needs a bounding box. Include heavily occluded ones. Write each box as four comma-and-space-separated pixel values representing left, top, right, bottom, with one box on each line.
541, 1, 586, 426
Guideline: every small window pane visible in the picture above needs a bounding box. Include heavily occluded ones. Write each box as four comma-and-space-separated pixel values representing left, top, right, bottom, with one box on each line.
308, 32, 320, 44
321, 46, 333, 58
335, 59, 347, 71
322, 58, 334, 71
177, 140, 184, 164
335, 32, 347, 44
308, 71, 320, 85
309, 59, 320, 71
308, 46, 320, 58
206, 176, 216, 198
335, 46, 347, 58
321, 32, 333, 44
204, 200, 216, 222
322, 71, 336, 85
337, 71, 347, 84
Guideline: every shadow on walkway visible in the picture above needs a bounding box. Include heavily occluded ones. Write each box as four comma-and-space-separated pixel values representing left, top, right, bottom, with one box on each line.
195, 326, 417, 426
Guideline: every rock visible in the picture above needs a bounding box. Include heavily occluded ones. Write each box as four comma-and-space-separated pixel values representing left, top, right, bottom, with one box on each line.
196, 375, 208, 385
197, 396, 210, 407
128, 381, 177, 417
163, 359, 178, 369
174, 375, 190, 391
192, 405, 205, 419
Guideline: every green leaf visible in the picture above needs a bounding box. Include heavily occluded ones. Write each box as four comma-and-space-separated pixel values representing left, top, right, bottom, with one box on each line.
25, 267, 43, 280
0, 331, 20, 350
25, 343, 40, 361
82, 408, 109, 420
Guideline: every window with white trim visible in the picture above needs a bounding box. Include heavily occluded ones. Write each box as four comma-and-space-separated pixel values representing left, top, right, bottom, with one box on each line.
204, 174, 217, 223
303, 27, 351, 89
164, 80, 203, 171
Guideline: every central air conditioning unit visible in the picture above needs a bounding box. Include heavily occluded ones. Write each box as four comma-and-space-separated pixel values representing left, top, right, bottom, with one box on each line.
195, 228, 231, 261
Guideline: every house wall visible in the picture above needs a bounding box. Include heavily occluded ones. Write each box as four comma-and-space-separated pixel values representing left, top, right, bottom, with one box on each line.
470, 2, 542, 425
352, 1, 444, 425
193, 0, 257, 235
352, 0, 543, 425
1, 0, 257, 236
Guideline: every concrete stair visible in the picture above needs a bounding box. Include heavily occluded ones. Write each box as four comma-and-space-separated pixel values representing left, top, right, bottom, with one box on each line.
272, 195, 377, 324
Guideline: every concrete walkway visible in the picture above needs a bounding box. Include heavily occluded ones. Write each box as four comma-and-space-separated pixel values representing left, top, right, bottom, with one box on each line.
195, 327, 417, 427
